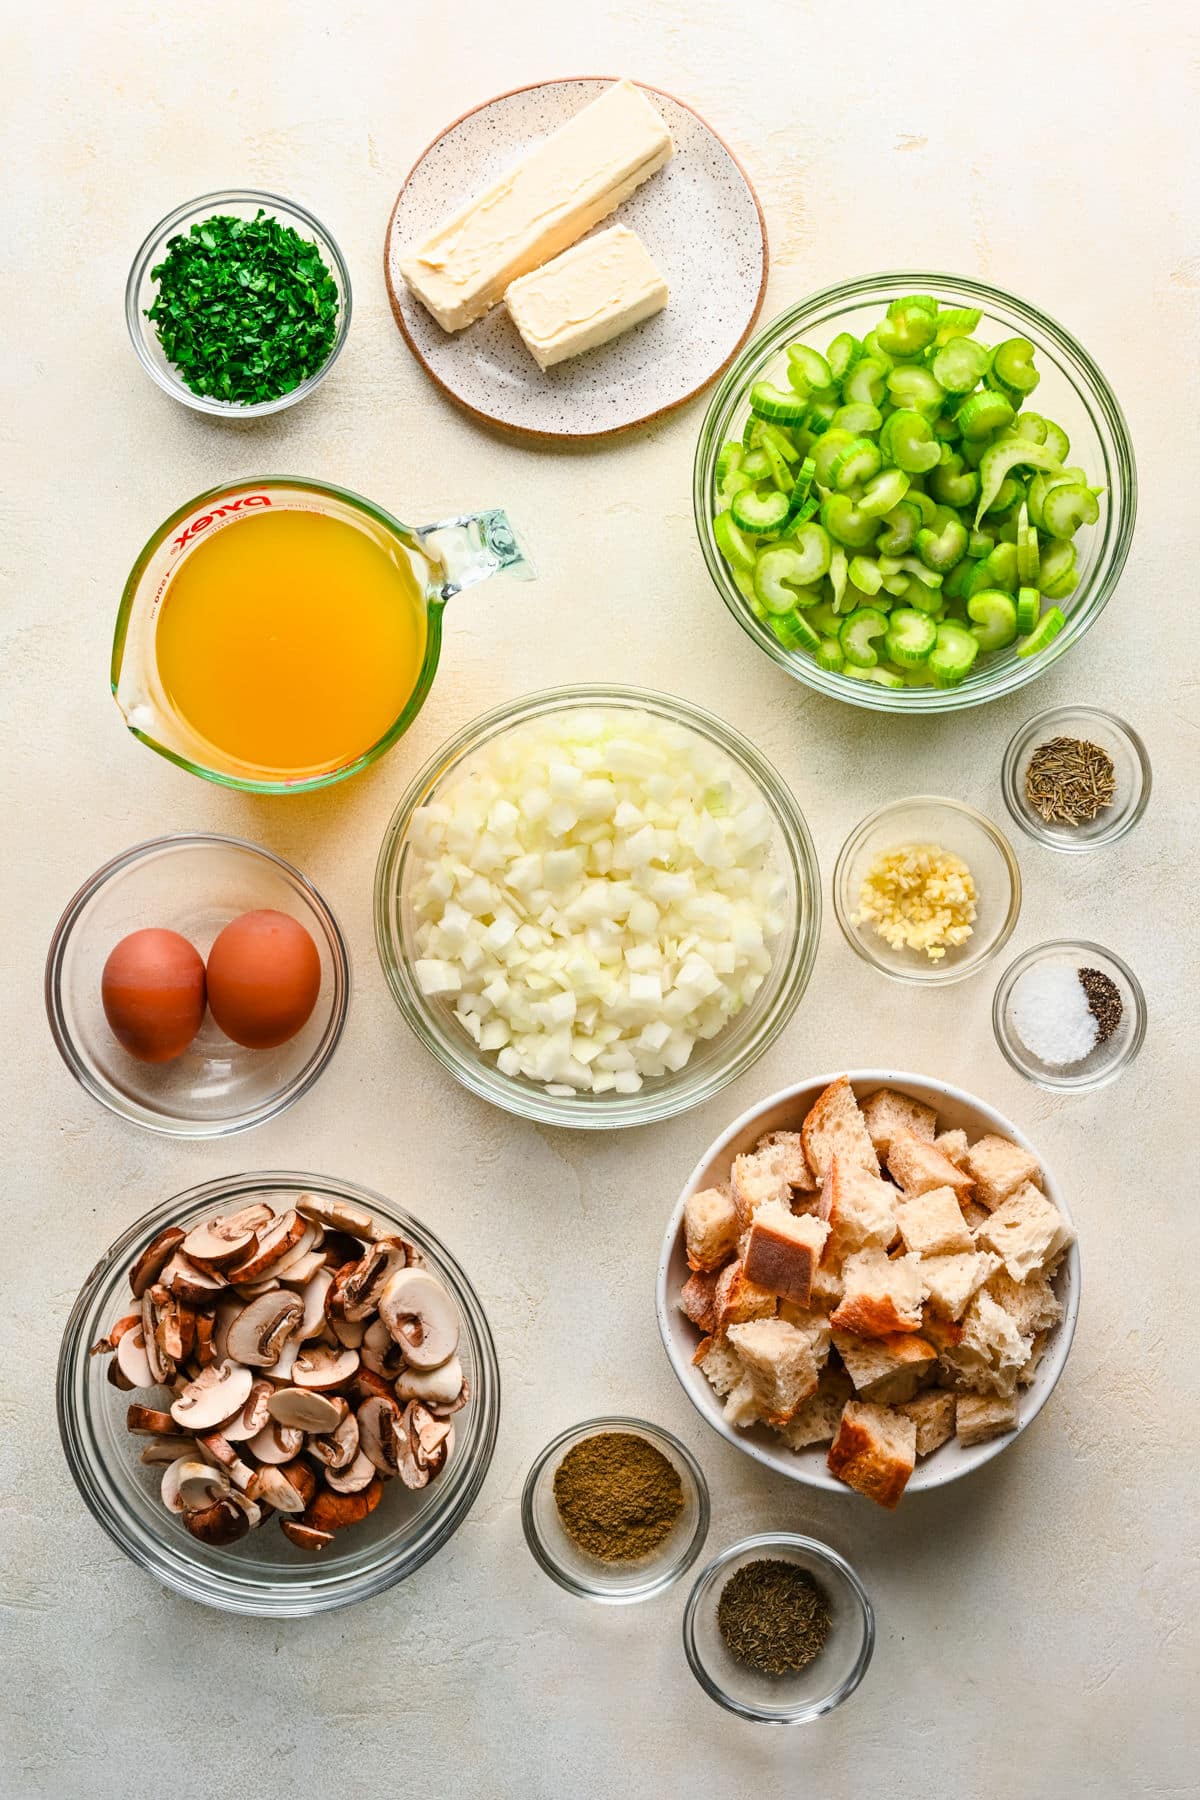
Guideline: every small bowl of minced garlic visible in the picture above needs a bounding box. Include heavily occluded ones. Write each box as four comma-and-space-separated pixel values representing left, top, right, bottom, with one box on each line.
833, 796, 1021, 985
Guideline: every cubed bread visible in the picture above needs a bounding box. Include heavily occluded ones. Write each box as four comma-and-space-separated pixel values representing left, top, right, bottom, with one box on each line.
694, 1335, 743, 1396
779, 1368, 854, 1450
827, 1401, 917, 1509
713, 1259, 777, 1334
742, 1203, 830, 1305
922, 1312, 964, 1357
935, 1129, 970, 1167
976, 1185, 1075, 1283
920, 1250, 1000, 1321
887, 1128, 975, 1198
961, 1134, 1041, 1211
894, 1186, 975, 1257
726, 1318, 823, 1425
818, 1154, 898, 1261
830, 1247, 927, 1337
774, 1304, 832, 1367
1018, 1331, 1050, 1387
899, 1389, 956, 1456
956, 1390, 1019, 1446
723, 1377, 762, 1428
809, 1260, 845, 1311
684, 1186, 740, 1272
730, 1151, 791, 1228
961, 1200, 990, 1233
678, 1269, 720, 1334
833, 1329, 938, 1404
939, 1292, 1030, 1396
755, 1128, 818, 1192
986, 1268, 1063, 1337
860, 1087, 937, 1156
801, 1076, 879, 1182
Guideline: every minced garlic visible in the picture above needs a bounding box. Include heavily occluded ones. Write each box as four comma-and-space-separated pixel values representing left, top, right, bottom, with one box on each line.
851, 843, 977, 962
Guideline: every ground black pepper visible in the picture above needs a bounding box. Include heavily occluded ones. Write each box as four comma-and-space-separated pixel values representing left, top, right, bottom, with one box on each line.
1079, 967, 1123, 1043
553, 1432, 683, 1563
717, 1558, 831, 1676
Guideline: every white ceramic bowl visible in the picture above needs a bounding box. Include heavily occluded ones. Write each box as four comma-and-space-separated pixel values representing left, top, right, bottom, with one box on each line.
655, 1071, 1079, 1497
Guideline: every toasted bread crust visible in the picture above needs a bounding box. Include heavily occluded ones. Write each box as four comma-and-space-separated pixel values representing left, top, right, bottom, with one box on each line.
830, 1291, 922, 1337
802, 1076, 879, 1182
679, 1269, 720, 1334
827, 1402, 916, 1509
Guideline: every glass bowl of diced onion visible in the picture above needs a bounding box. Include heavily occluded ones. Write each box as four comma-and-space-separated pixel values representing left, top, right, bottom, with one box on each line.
374, 686, 821, 1128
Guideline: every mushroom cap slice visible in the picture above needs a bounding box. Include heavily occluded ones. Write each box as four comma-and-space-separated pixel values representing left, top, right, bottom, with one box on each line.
219, 1378, 273, 1443
115, 1325, 156, 1391
271, 1331, 303, 1382
276, 1249, 326, 1289
160, 1457, 195, 1512
361, 1316, 406, 1379
328, 1315, 367, 1350
356, 1395, 402, 1476
308, 1407, 359, 1473
296, 1193, 377, 1241
225, 1291, 304, 1369
170, 1359, 254, 1431
183, 1497, 249, 1547
129, 1227, 186, 1298
320, 1229, 369, 1270
293, 1344, 360, 1392
247, 1465, 308, 1515
246, 1420, 305, 1465
268, 1388, 344, 1433
140, 1291, 173, 1385
281, 1521, 334, 1553
126, 1404, 178, 1436
328, 1241, 407, 1325
182, 1215, 262, 1272
294, 1266, 334, 1341
324, 1449, 377, 1495
225, 1210, 307, 1285
378, 1268, 460, 1369
139, 1435, 196, 1466
161, 1252, 228, 1304
89, 1312, 141, 1358
395, 1354, 465, 1409
303, 1480, 383, 1534
176, 1460, 231, 1510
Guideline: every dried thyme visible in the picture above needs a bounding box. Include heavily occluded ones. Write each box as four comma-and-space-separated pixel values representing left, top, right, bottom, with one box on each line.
1024, 736, 1116, 826
717, 1558, 831, 1676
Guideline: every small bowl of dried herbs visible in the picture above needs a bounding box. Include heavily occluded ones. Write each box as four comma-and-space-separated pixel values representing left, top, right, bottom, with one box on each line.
1001, 705, 1151, 853
126, 189, 351, 417
521, 1417, 710, 1604
683, 1533, 873, 1723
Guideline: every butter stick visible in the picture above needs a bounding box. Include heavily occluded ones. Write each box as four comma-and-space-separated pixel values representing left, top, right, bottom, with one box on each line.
400, 79, 673, 333
504, 226, 668, 370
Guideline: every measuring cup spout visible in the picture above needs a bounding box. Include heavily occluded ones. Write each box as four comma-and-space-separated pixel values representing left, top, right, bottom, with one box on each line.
414, 509, 534, 601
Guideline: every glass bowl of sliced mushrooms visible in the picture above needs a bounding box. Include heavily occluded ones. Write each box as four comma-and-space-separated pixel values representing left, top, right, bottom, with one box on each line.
57, 1171, 500, 1615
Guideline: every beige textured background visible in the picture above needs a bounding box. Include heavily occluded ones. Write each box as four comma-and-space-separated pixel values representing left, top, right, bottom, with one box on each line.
3, 2, 1196, 1795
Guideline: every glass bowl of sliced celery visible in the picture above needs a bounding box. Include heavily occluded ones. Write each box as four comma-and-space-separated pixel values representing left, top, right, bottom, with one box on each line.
694, 273, 1135, 712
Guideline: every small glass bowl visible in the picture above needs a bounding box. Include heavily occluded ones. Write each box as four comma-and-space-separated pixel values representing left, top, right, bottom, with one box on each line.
57, 1172, 500, 1616
833, 796, 1021, 985
1001, 706, 1151, 852
521, 1417, 710, 1603
683, 1534, 874, 1723
45, 833, 349, 1136
993, 940, 1146, 1090
375, 686, 822, 1129
126, 189, 352, 417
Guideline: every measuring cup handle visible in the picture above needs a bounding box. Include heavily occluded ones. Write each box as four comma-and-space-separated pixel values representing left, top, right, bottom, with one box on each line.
415, 509, 534, 600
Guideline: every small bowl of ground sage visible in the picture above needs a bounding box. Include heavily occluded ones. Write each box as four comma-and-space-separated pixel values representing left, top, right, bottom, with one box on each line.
521, 1417, 709, 1603
683, 1533, 874, 1723
1001, 705, 1150, 852
126, 190, 352, 417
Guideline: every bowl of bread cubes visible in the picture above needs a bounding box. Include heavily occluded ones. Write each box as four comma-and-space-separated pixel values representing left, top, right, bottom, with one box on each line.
656, 1072, 1079, 1508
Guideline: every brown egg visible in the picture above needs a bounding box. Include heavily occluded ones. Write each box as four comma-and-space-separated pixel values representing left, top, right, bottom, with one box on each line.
205, 909, 321, 1050
101, 928, 207, 1064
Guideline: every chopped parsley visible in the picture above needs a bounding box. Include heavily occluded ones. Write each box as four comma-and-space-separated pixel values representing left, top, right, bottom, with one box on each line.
146, 209, 340, 406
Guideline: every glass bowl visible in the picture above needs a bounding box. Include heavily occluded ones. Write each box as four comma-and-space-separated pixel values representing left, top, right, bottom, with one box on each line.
126, 190, 352, 417
694, 271, 1136, 712
521, 1417, 709, 1603
57, 1172, 500, 1616
683, 1534, 874, 1722
833, 796, 1021, 984
993, 940, 1146, 1091
1001, 706, 1151, 851
374, 685, 822, 1129
44, 834, 349, 1137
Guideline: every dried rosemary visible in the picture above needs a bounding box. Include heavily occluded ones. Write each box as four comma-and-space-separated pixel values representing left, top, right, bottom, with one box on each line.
717, 1558, 831, 1676
1024, 736, 1116, 826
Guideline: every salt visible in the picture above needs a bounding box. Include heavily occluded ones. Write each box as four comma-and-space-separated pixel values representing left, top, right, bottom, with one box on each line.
1011, 963, 1099, 1066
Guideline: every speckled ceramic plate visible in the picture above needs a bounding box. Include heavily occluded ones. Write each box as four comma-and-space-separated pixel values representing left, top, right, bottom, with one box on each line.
385, 78, 768, 438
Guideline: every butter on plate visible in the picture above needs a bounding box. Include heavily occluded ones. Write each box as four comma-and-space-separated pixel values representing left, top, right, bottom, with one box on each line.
504, 226, 668, 370
399, 79, 673, 334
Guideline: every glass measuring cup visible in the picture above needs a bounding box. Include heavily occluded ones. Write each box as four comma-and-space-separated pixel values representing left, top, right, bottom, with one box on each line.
111, 477, 532, 794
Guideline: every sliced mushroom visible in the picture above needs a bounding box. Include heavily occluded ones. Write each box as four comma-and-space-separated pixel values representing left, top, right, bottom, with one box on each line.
303, 1480, 382, 1534
195, 1432, 255, 1488
161, 1252, 227, 1304
247, 1464, 308, 1515
246, 1421, 304, 1465
88, 1313, 141, 1358
280, 1521, 334, 1553
356, 1395, 402, 1476
276, 1249, 326, 1289
279, 1457, 318, 1509
324, 1449, 377, 1495
267, 1222, 319, 1280
293, 1344, 359, 1392
272, 1331, 303, 1382
328, 1240, 407, 1325
329, 1315, 367, 1350
225, 1291, 303, 1368
194, 1313, 217, 1369
116, 1324, 156, 1390
182, 1214, 262, 1272
349, 1367, 396, 1406
129, 1226, 186, 1298
176, 1460, 230, 1510
321, 1230, 368, 1270
225, 1209, 307, 1284
378, 1268, 459, 1369
226, 1488, 264, 1530
378, 1233, 424, 1270
170, 1359, 253, 1431
139, 1436, 196, 1466
140, 1290, 173, 1385
267, 1387, 343, 1433
294, 1266, 334, 1341
152, 1287, 196, 1365
361, 1316, 406, 1379
212, 1297, 243, 1363
183, 1497, 248, 1546
395, 1355, 465, 1410
308, 1407, 359, 1473
126, 1404, 178, 1436
296, 1193, 377, 1241
232, 1277, 281, 1300
412, 1408, 454, 1475
107, 1360, 135, 1392
160, 1456, 194, 1513
215, 1378, 272, 1443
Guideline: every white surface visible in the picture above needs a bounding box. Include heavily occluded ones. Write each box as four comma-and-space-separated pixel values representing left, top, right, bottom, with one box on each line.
2, 2, 1196, 1796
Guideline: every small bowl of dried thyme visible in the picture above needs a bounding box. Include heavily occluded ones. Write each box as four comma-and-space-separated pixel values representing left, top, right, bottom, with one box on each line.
683, 1533, 873, 1723
521, 1417, 709, 1604
126, 189, 352, 417
1001, 705, 1151, 852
